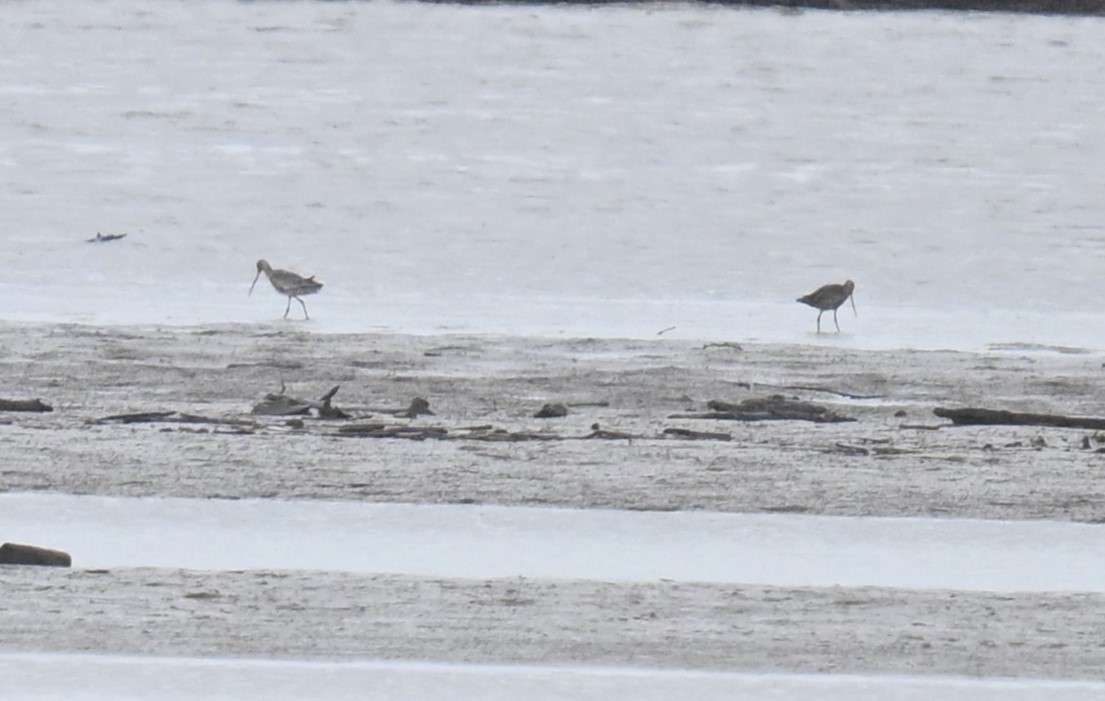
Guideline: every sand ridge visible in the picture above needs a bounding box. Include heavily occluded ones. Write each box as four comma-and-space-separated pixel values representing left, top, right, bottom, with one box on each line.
2, 322, 1104, 678
1, 322, 1103, 521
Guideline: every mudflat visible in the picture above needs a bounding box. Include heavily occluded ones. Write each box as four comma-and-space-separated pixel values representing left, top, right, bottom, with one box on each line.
2, 322, 1103, 677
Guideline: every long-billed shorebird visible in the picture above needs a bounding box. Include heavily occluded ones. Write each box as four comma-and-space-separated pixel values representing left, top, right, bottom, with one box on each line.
797, 279, 856, 334
249, 259, 323, 320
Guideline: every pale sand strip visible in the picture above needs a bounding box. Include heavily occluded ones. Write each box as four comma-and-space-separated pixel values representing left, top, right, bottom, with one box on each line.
2, 567, 1104, 679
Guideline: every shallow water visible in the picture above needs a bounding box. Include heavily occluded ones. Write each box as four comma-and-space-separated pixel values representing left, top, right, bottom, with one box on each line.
3, 3, 1103, 695
4, 493, 1105, 592
2, 2, 1105, 349
3, 654, 1103, 701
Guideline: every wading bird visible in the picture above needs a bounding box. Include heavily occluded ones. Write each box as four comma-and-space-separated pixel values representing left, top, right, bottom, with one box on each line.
249, 259, 323, 320
797, 279, 856, 333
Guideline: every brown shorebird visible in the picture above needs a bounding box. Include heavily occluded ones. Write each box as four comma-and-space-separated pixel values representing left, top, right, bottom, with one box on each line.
249, 259, 323, 320
797, 279, 856, 333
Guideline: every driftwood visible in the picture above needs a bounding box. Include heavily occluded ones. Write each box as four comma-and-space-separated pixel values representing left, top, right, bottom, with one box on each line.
583, 423, 635, 440
0, 398, 53, 412
87, 232, 127, 243
934, 407, 1105, 430
830, 443, 871, 456
661, 427, 732, 441
315, 386, 351, 419
338, 423, 448, 440
252, 385, 350, 419
397, 397, 434, 418
253, 395, 311, 416
95, 411, 255, 427
367, 397, 435, 418
97, 411, 176, 423
336, 422, 732, 443
669, 396, 854, 424
735, 382, 883, 400
702, 342, 743, 351
534, 403, 568, 419
339, 423, 564, 442
779, 385, 884, 400
463, 428, 557, 442
0, 542, 71, 567
338, 423, 559, 442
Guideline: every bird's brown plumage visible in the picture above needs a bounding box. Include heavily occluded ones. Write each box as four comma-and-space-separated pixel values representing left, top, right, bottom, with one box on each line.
797, 280, 856, 333
249, 259, 323, 319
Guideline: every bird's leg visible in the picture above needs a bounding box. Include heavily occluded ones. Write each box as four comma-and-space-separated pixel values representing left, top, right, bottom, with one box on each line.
833, 308, 840, 333
283, 296, 292, 319
816, 310, 823, 334
296, 297, 310, 320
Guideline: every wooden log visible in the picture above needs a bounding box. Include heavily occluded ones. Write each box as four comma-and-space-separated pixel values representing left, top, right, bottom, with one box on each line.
661, 427, 732, 441
317, 385, 351, 420
252, 395, 312, 416
934, 407, 1105, 430
582, 423, 636, 440
0, 398, 53, 413
98, 410, 177, 423
0, 542, 71, 567
734, 382, 883, 400
669, 396, 854, 424
466, 429, 558, 442
337, 422, 389, 436
97, 411, 253, 427
253, 385, 349, 419
337, 423, 448, 440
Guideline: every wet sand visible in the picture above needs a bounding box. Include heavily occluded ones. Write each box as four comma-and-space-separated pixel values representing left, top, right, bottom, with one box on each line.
5, 567, 1105, 678
2, 322, 1104, 677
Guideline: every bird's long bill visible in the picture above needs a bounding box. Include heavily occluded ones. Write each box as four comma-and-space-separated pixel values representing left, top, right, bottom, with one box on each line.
850, 291, 858, 317
248, 270, 261, 296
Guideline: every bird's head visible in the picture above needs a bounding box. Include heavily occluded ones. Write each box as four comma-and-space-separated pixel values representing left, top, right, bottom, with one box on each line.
249, 259, 270, 296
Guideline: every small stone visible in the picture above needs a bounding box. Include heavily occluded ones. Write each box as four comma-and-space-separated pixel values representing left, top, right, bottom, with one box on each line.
399, 397, 434, 418
534, 403, 568, 419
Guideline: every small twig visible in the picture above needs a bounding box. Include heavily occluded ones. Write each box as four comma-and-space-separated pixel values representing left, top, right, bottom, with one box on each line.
582, 422, 636, 440
661, 427, 731, 441
96, 411, 253, 426
87, 232, 127, 243
830, 443, 870, 456
781, 385, 884, 400
97, 410, 176, 424
656, 326, 676, 335
735, 382, 884, 400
